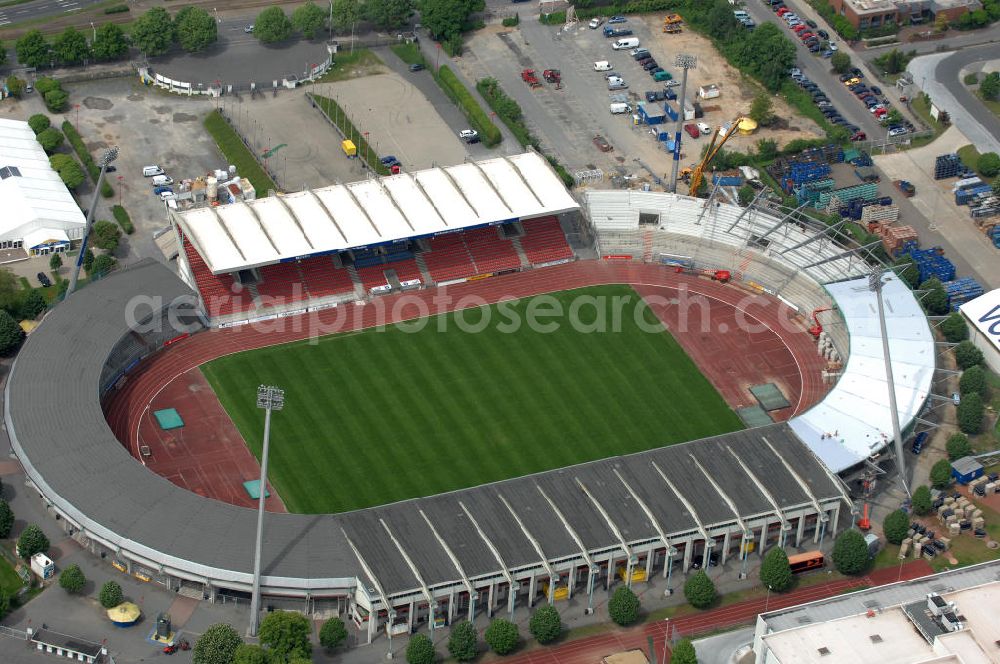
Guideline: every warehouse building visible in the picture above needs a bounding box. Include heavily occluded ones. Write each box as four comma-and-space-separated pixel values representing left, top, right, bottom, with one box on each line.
959, 288, 1000, 374
827, 0, 980, 29
0, 118, 85, 257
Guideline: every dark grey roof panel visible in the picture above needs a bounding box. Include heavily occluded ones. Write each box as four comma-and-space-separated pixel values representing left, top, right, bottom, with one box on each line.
340, 510, 418, 594
419, 497, 500, 579
452, 491, 540, 570
615, 460, 699, 534
570, 464, 658, 543
532, 470, 617, 550
692, 434, 772, 517
378, 503, 460, 587
497, 480, 579, 560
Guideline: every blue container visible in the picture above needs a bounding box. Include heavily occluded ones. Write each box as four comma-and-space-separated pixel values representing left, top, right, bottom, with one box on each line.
713, 174, 742, 186
663, 102, 678, 122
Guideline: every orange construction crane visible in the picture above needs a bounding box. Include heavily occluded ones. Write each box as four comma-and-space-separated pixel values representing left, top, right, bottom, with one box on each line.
687, 117, 745, 197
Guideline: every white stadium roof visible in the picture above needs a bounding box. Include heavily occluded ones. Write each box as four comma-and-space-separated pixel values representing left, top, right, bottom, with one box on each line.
789, 275, 935, 473
0, 118, 85, 240
960, 289, 1000, 354
175, 151, 578, 274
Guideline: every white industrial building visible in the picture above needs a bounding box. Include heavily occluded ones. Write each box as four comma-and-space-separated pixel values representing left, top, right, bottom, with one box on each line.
0, 118, 85, 256
959, 289, 1000, 374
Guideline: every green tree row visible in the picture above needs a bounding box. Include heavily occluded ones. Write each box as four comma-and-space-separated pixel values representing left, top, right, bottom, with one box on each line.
251, 0, 415, 45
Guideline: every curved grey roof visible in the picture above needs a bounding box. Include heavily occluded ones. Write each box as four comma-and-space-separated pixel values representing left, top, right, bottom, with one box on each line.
5, 259, 845, 596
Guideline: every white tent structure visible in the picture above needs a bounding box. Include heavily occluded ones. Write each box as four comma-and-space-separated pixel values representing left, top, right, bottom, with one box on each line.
0, 118, 85, 255
959, 288, 1000, 374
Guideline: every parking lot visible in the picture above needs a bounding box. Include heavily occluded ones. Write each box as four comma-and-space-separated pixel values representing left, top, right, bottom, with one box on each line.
456, 13, 822, 187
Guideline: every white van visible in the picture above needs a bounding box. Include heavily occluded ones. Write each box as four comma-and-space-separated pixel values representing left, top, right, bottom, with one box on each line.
150, 174, 174, 186
142, 165, 164, 177
609, 103, 631, 114
612, 37, 640, 50
594, 60, 613, 71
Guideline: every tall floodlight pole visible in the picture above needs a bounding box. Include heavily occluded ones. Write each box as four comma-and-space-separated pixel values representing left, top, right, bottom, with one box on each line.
869, 270, 908, 497
668, 55, 696, 193
66, 146, 118, 297
249, 385, 285, 637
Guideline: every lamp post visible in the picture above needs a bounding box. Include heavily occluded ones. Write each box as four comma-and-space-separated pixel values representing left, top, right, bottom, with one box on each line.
249, 385, 285, 637
764, 585, 773, 612
668, 54, 696, 193
66, 146, 118, 297
665, 546, 678, 595
870, 269, 908, 496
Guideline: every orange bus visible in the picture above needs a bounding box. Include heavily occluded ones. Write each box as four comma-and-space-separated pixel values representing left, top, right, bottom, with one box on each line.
787, 550, 824, 574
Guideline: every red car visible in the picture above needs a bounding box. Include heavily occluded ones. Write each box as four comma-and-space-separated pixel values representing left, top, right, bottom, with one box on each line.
777, 7, 791, 16
684, 123, 700, 138
799, 32, 814, 40
792, 24, 808, 33
850, 130, 867, 141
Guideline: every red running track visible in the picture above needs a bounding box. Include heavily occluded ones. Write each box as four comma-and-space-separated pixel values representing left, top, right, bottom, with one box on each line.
103, 261, 829, 510
499, 559, 934, 664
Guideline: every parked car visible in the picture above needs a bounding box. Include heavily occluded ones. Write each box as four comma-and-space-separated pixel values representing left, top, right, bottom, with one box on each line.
37, 272, 52, 288
409, 63, 425, 72
380, 155, 399, 165
588, 17, 604, 29
244, 24, 254, 33
684, 123, 701, 138
697, 122, 712, 134
805, 19, 818, 27
887, 126, 907, 137
153, 185, 173, 195
159, 190, 175, 200
643, 60, 660, 71
851, 130, 867, 141
870, 85, 883, 96
653, 70, 671, 81
631, 47, 650, 59
592, 135, 613, 152
142, 165, 164, 177
637, 56, 653, 65
459, 129, 479, 142
851, 67, 864, 77
608, 15, 627, 23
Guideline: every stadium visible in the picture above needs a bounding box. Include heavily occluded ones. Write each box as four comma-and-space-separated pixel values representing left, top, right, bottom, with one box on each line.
5, 151, 935, 642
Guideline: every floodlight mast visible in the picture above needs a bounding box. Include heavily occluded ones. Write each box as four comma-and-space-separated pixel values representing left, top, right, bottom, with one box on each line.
249, 385, 284, 636
66, 146, 119, 297
869, 270, 908, 497
668, 55, 696, 193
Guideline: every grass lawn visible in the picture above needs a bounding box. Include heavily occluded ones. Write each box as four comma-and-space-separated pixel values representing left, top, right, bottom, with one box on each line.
202, 110, 278, 196
976, 90, 1000, 121
0, 551, 25, 596
956, 144, 996, 186
203, 285, 743, 514
313, 48, 384, 83
390, 42, 426, 67
908, 94, 949, 149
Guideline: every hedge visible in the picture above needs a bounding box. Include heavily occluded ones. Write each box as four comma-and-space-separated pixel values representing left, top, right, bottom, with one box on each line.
112, 205, 134, 234
103, 3, 129, 13
433, 65, 501, 147
62, 121, 115, 198
311, 95, 390, 176
203, 110, 278, 195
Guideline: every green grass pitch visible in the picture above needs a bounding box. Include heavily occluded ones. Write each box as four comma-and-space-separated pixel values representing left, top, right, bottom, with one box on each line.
202, 285, 743, 514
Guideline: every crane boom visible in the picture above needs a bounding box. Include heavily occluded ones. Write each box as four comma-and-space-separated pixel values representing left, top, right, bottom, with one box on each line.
688, 117, 745, 196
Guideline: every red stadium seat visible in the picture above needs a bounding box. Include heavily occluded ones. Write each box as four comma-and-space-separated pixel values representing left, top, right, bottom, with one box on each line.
520, 217, 574, 265
182, 240, 252, 317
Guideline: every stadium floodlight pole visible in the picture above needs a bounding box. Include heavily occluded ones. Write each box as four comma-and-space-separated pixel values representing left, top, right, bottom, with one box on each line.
586, 564, 599, 614
249, 385, 285, 637
668, 55, 696, 194
66, 146, 119, 298
869, 270, 909, 497
665, 547, 677, 595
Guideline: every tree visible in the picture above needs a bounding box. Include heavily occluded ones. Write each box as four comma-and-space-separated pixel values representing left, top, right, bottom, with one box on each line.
19, 290, 47, 320
831, 529, 868, 575
90, 254, 117, 277
49, 253, 63, 272
59, 564, 86, 593
367, 0, 414, 30
934, 12, 949, 32
885, 108, 904, 126
959, 365, 988, 399
132, 7, 175, 56
28, 114, 51, 135
420, 0, 473, 41
941, 312, 969, 342
883, 509, 909, 545
254, 7, 293, 43
92, 23, 129, 61
5, 76, 25, 99
930, 458, 953, 489
978, 152, 1000, 177
50, 154, 84, 189
53, 27, 89, 65
292, 1, 327, 38
0, 500, 13, 538
406, 633, 435, 664
911, 485, 932, 515
830, 51, 851, 74
980, 72, 1000, 100
36, 127, 64, 153
759, 547, 793, 592
92, 220, 122, 252
484, 618, 519, 655
0, 310, 21, 355
827, 125, 851, 144
749, 92, 774, 126
99, 580, 123, 608
528, 604, 561, 644
920, 278, 949, 316
955, 341, 984, 369
0, 42, 5, 67
16, 30, 51, 68
957, 392, 984, 434
608, 585, 641, 625
83, 248, 95, 274
947, 432, 973, 460
0, 269, 19, 313
670, 639, 697, 664
447, 621, 478, 662
17, 524, 49, 559
259, 610, 312, 661
193, 623, 243, 664
756, 137, 778, 160
233, 644, 269, 664
683, 570, 716, 609
44, 89, 70, 113
330, 0, 363, 32
175, 7, 217, 53
319, 616, 347, 650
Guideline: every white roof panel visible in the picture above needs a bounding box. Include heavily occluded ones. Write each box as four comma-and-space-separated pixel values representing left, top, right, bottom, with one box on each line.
174, 152, 578, 273
960, 289, 1000, 354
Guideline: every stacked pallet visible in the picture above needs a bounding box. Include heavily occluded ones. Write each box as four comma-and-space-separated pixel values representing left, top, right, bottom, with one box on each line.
909, 247, 956, 282
944, 277, 984, 311
879, 224, 918, 258
934, 153, 967, 180
861, 204, 899, 225
816, 182, 878, 209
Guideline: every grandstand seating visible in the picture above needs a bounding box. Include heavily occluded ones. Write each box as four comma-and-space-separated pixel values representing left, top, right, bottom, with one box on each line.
463, 227, 522, 273
356, 265, 390, 291
298, 256, 356, 299
182, 240, 253, 317
422, 233, 477, 282
256, 262, 309, 303
520, 217, 574, 264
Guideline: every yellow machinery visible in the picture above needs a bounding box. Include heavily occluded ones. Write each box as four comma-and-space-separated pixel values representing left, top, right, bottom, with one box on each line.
616, 566, 647, 584
687, 117, 745, 196
540, 581, 570, 601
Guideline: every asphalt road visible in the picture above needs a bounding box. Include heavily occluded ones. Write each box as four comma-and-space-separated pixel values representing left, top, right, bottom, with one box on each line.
0, 0, 103, 29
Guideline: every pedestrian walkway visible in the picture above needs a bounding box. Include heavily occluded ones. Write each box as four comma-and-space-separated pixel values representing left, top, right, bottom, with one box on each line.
499, 559, 933, 664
